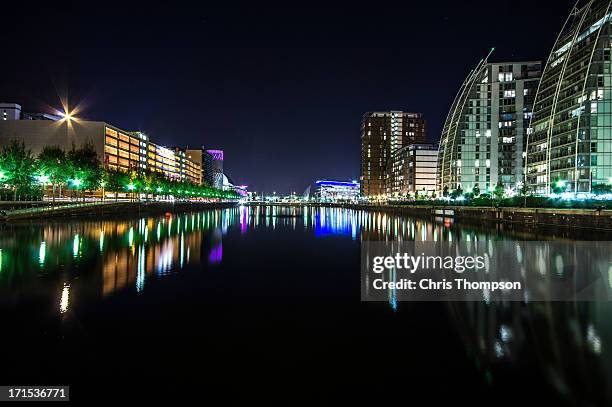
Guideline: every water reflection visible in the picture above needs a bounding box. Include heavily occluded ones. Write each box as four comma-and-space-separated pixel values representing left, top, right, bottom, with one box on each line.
0, 209, 236, 301
1, 205, 612, 404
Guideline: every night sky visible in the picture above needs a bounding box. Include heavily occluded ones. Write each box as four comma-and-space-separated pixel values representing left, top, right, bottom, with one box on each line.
2, 0, 572, 193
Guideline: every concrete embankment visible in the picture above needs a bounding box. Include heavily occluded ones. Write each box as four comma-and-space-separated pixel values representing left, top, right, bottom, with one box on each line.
340, 204, 612, 231
0, 201, 238, 221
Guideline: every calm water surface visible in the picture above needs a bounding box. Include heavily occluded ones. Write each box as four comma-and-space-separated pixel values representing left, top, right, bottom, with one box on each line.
1, 205, 611, 404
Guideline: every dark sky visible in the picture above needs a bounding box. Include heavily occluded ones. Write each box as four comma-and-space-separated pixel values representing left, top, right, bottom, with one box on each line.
2, 0, 572, 194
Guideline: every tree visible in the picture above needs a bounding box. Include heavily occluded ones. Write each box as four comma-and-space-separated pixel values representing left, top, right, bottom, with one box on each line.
0, 140, 37, 200
592, 183, 612, 195
519, 182, 530, 197
493, 181, 505, 201
103, 168, 129, 201
67, 142, 102, 201
472, 184, 480, 197
38, 146, 69, 202
551, 177, 567, 194
443, 186, 449, 198
450, 186, 463, 200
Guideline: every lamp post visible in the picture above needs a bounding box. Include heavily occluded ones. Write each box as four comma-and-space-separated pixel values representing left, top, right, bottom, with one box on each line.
127, 183, 135, 202
0, 171, 4, 201
71, 178, 82, 202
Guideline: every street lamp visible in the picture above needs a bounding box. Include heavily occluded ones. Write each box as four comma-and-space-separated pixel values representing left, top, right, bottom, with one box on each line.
127, 183, 135, 202
36, 175, 50, 184
70, 178, 82, 202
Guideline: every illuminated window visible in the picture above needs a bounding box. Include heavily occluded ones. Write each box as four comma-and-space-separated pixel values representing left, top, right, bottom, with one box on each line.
104, 146, 118, 155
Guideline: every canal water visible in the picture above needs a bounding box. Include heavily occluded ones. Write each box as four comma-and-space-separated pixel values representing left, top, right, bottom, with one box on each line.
1, 205, 611, 404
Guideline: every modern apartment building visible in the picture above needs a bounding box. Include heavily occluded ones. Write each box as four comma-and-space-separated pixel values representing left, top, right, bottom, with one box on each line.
360, 111, 426, 197
527, 0, 612, 194
387, 143, 438, 197
437, 58, 541, 193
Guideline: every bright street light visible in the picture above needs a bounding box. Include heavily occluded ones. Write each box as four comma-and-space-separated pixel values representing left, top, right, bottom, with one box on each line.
36, 175, 50, 184
60, 110, 74, 121
72, 178, 82, 187
127, 183, 135, 191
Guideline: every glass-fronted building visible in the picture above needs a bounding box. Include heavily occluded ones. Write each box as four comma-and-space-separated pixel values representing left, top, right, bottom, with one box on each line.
306, 180, 360, 202
527, 0, 612, 194
437, 58, 541, 194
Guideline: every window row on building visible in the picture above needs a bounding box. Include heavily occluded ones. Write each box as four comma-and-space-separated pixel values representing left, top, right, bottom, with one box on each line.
0, 116, 223, 187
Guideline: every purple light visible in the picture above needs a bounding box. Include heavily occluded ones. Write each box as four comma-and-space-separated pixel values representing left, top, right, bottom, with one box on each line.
206, 150, 224, 160
208, 242, 222, 264
315, 180, 359, 187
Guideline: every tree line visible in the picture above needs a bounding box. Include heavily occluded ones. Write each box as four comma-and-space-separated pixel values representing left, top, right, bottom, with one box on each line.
0, 140, 241, 201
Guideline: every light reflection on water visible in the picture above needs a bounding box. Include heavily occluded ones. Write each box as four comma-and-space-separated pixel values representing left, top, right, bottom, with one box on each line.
1, 205, 612, 403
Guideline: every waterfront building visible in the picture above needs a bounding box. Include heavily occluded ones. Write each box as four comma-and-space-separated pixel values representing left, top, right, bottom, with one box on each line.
437, 57, 541, 194
185, 147, 224, 187
304, 180, 360, 202
361, 111, 426, 198
1, 103, 22, 120
527, 0, 612, 194
172, 147, 202, 185
387, 143, 438, 197
185, 148, 206, 185
0, 109, 201, 184
205, 149, 224, 189
0, 103, 62, 121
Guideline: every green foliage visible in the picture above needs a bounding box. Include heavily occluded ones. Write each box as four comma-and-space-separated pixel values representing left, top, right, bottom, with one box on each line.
450, 186, 463, 199
99, 168, 241, 200
37, 146, 69, 200
472, 184, 480, 197
0, 139, 38, 199
67, 141, 102, 192
103, 168, 129, 200
551, 177, 567, 194
0, 140, 241, 201
493, 181, 505, 200
592, 183, 612, 195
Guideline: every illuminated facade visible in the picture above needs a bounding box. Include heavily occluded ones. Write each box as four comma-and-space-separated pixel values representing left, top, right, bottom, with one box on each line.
104, 128, 148, 172
173, 147, 202, 184
306, 180, 360, 202
360, 111, 426, 198
0, 117, 202, 185
387, 143, 438, 197
437, 58, 541, 193
185, 147, 223, 187
206, 149, 224, 189
527, 0, 612, 194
